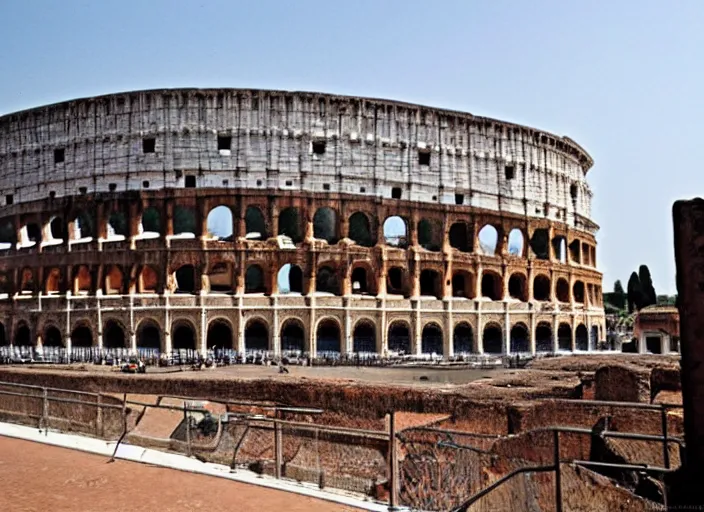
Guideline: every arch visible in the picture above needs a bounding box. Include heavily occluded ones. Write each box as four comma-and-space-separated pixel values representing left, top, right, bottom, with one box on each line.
482, 324, 503, 354
104, 265, 124, 295
20, 268, 35, 293
206, 205, 233, 240
0, 272, 10, 296
453, 323, 473, 354
244, 318, 269, 351
278, 264, 303, 294
245, 264, 266, 294
421, 323, 443, 355
387, 267, 409, 297
139, 265, 159, 293
136, 319, 161, 350
171, 321, 197, 350
14, 322, 31, 346
417, 218, 442, 252
0, 218, 16, 248
49, 216, 65, 240
481, 271, 503, 301
533, 275, 551, 301
23, 222, 42, 245
245, 206, 267, 240
348, 212, 373, 247
575, 324, 588, 351
556, 278, 570, 303
45, 267, 62, 294
352, 320, 376, 353
557, 323, 572, 351
74, 265, 92, 294
507, 228, 525, 257
510, 323, 530, 353
508, 273, 527, 301
591, 325, 599, 350
280, 318, 305, 353
107, 211, 128, 238
278, 207, 302, 243
449, 222, 471, 252
452, 271, 475, 299
552, 236, 567, 263
207, 319, 232, 350
313, 207, 338, 244
316, 265, 340, 295
316, 318, 341, 354
71, 211, 94, 239
383, 216, 408, 248
529, 229, 549, 260
173, 206, 197, 235
419, 269, 442, 299
573, 281, 586, 304
478, 225, 498, 256
71, 324, 93, 348
388, 321, 411, 354
141, 206, 161, 235
0, 322, 6, 346
535, 322, 553, 353
351, 265, 373, 295
208, 262, 233, 293
103, 320, 126, 349
174, 265, 196, 294
43, 325, 63, 347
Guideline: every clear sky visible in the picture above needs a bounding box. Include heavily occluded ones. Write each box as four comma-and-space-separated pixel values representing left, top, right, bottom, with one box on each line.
1, 0, 702, 295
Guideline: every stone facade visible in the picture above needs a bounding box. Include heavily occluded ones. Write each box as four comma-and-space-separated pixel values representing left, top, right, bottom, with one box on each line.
0, 88, 605, 357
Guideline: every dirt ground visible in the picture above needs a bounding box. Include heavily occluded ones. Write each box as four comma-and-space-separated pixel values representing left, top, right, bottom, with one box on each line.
0, 437, 362, 512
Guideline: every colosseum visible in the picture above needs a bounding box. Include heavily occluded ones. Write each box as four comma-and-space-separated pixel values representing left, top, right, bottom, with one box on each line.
0, 88, 605, 359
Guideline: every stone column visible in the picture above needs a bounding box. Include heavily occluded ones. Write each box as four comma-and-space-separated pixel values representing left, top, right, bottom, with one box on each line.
164, 199, 174, 237
237, 199, 246, 239
96, 202, 107, 240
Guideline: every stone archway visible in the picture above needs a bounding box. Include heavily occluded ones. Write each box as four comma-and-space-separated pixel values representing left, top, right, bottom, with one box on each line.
172, 321, 197, 351
388, 322, 411, 354
137, 320, 161, 350
103, 320, 126, 349
316, 319, 341, 354
421, 323, 443, 355
244, 319, 269, 352
280, 319, 305, 354
352, 321, 376, 353
207, 320, 232, 350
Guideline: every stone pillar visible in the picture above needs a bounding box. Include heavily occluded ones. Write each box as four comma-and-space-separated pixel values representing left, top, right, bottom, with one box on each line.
96, 202, 107, 240
377, 253, 387, 297
527, 267, 534, 302
198, 199, 209, 239
410, 251, 421, 298
237, 199, 246, 239
409, 211, 419, 247
475, 266, 483, 299
552, 314, 559, 353
165, 199, 174, 237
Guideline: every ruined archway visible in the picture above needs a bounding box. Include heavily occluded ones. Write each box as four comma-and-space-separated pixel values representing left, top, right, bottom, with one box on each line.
383, 216, 408, 248
352, 321, 376, 353
419, 269, 442, 299
74, 265, 92, 294
421, 323, 443, 355
0, 218, 16, 249
104, 265, 123, 295
278, 207, 302, 243
449, 222, 471, 252
107, 211, 128, 238
387, 267, 408, 297
508, 273, 527, 301
453, 323, 473, 354
206, 205, 233, 240
245, 206, 267, 240
244, 319, 269, 352
71, 325, 93, 348
71, 211, 94, 240
208, 263, 233, 293
481, 271, 503, 301
552, 236, 567, 263
316, 319, 341, 354
417, 218, 442, 252
174, 265, 196, 294
137, 320, 161, 350
575, 324, 588, 351
348, 212, 373, 247
43, 325, 63, 347
556, 278, 570, 303
49, 216, 65, 241
478, 225, 499, 256
508, 228, 524, 257
45, 268, 62, 294
277, 264, 303, 294
280, 319, 305, 354
141, 206, 161, 235
316, 265, 340, 295
20, 268, 35, 293
591, 325, 599, 350
351, 265, 371, 295
14, 323, 31, 346
530, 229, 549, 260
536, 323, 553, 353
173, 206, 197, 236
245, 264, 266, 294
139, 265, 159, 293
0, 323, 7, 346
510, 323, 530, 353
482, 324, 503, 354
452, 271, 474, 298
388, 322, 411, 354
533, 275, 551, 301
558, 323, 572, 351
573, 281, 585, 305
313, 207, 338, 244
207, 320, 232, 350
103, 320, 126, 349
172, 321, 197, 351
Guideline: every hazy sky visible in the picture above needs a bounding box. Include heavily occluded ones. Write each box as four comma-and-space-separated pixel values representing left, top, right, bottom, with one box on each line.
1, 0, 702, 295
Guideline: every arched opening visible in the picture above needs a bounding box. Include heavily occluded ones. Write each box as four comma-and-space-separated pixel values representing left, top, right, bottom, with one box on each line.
481, 271, 503, 301
482, 324, 503, 354
139, 265, 159, 293
533, 275, 551, 301
449, 222, 471, 252
174, 265, 196, 294
452, 271, 474, 298
172, 322, 197, 350
417, 218, 441, 252
387, 267, 408, 297
388, 322, 411, 354
173, 206, 197, 235
103, 320, 126, 349
49, 217, 65, 241
0, 323, 6, 346
421, 323, 443, 355
352, 321, 376, 353
207, 320, 232, 350
107, 212, 128, 238
23, 223, 42, 245
530, 229, 550, 260
0, 218, 17, 249
573, 281, 586, 304
45, 268, 62, 294
72, 211, 94, 240
316, 319, 341, 354
478, 225, 499, 256
74, 265, 92, 294
244, 319, 269, 351
510, 323, 530, 353
208, 263, 233, 293
245, 264, 266, 294
348, 212, 373, 247
556, 278, 570, 303
71, 325, 93, 348
453, 323, 473, 354
0, 273, 10, 296
278, 207, 302, 243
591, 325, 599, 350
419, 269, 442, 299
104, 266, 123, 295
141, 207, 161, 235
552, 236, 567, 263
508, 273, 527, 301
316, 265, 340, 295
557, 323, 572, 351
313, 207, 338, 244
575, 324, 588, 351
569, 240, 581, 264
137, 320, 161, 350
245, 206, 267, 240
383, 216, 408, 248
43, 326, 62, 347
507, 228, 524, 257
20, 268, 35, 293
351, 266, 370, 295
206, 205, 233, 240
14, 323, 31, 346
280, 319, 305, 354
277, 264, 303, 294
536, 323, 553, 353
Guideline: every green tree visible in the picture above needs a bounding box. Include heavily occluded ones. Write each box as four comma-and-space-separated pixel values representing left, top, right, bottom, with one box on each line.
638, 265, 657, 308
612, 280, 626, 310
627, 272, 643, 312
